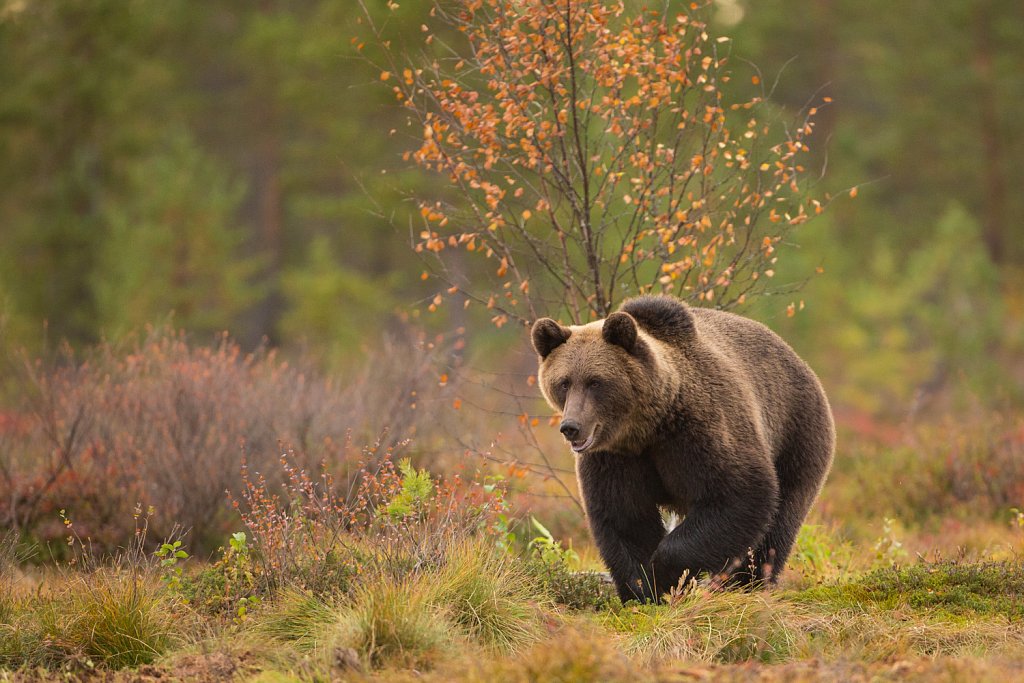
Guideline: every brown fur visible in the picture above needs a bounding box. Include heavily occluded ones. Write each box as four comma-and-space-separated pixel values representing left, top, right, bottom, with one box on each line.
532, 295, 835, 601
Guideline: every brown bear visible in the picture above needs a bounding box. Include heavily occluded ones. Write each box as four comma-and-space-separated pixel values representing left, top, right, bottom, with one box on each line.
531, 294, 834, 602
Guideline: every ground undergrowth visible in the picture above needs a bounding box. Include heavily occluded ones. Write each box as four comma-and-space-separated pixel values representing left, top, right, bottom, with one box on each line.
2, 462, 1023, 682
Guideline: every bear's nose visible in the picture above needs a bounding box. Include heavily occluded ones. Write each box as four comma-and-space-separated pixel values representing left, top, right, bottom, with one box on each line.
560, 420, 581, 442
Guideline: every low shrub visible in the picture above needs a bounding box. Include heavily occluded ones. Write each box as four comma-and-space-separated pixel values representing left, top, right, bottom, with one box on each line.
824, 411, 1024, 538
232, 444, 510, 597
175, 532, 261, 618
0, 324, 456, 555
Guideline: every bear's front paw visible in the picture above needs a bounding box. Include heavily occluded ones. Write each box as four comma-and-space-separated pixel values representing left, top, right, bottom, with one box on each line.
617, 574, 659, 604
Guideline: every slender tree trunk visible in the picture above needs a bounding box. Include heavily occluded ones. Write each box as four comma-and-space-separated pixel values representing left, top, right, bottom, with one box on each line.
253, 130, 284, 343
972, 0, 1006, 266
811, 0, 838, 151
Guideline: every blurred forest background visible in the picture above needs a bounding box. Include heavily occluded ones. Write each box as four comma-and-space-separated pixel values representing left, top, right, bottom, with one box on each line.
1, 0, 1023, 410
1, 0, 1023, 550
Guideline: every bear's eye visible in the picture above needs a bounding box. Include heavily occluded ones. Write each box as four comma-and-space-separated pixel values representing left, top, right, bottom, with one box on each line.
558, 378, 571, 391
587, 378, 601, 390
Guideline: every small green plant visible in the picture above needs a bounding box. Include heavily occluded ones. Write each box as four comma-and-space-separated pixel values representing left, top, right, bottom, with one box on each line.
229, 531, 248, 555
385, 459, 435, 520
154, 540, 189, 591
177, 532, 258, 617
235, 595, 262, 624
529, 517, 580, 570
788, 524, 852, 584
493, 512, 518, 553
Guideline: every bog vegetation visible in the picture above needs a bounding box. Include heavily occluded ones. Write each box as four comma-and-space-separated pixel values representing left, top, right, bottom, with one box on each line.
1, 327, 1023, 681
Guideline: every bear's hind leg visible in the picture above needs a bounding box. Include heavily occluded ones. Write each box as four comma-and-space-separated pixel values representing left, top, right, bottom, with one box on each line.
745, 495, 808, 586
748, 437, 833, 585
651, 472, 779, 595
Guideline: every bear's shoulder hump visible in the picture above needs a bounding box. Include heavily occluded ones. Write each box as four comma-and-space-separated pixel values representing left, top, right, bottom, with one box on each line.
619, 295, 695, 343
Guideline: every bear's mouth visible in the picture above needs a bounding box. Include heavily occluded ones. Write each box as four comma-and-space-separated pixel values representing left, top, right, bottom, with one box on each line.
570, 425, 600, 454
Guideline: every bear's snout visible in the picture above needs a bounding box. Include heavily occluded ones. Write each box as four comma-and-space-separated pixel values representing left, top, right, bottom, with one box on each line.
559, 419, 581, 442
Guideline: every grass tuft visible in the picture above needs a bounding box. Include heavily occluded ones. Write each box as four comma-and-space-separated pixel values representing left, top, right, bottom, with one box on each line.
604, 589, 806, 665
2, 570, 183, 671
337, 577, 453, 670
427, 539, 543, 653
46, 571, 180, 669
258, 587, 337, 653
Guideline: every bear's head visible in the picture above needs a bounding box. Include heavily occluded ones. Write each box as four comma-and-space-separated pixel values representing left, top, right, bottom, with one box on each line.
531, 312, 662, 455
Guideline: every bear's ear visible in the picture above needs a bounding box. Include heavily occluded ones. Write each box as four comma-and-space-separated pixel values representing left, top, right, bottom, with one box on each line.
532, 318, 571, 358
603, 311, 638, 353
